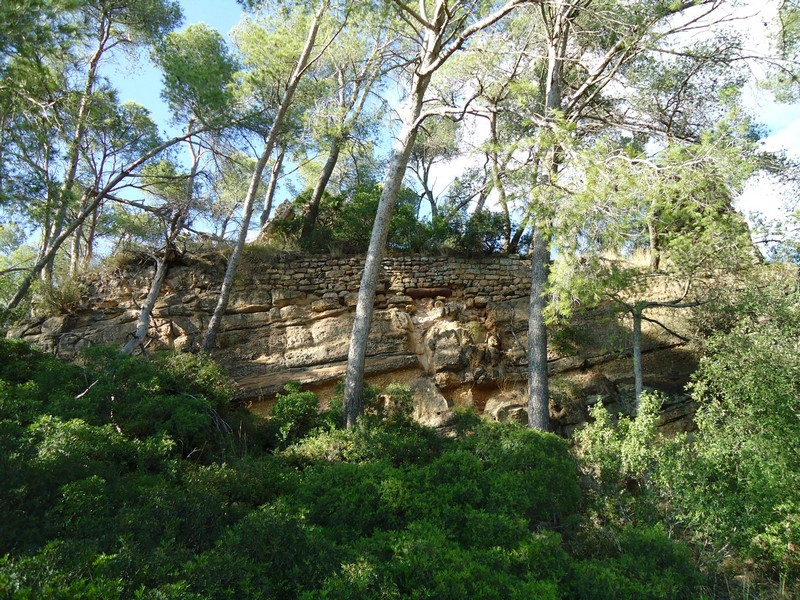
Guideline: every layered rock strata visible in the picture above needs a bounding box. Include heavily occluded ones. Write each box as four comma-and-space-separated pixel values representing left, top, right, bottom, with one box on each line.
8, 251, 698, 434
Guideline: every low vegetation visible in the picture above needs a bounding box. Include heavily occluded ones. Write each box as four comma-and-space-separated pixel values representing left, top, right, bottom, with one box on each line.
2, 274, 798, 599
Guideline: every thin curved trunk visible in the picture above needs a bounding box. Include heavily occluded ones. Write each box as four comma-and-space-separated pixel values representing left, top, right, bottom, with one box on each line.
300, 137, 341, 244
69, 223, 83, 277
342, 0, 524, 428
202, 145, 270, 351
300, 45, 381, 243
526, 1, 569, 431
259, 146, 285, 231
422, 161, 437, 219
81, 208, 99, 272
122, 136, 200, 355
342, 0, 444, 428
507, 213, 528, 254
121, 256, 168, 355
427, 188, 437, 219
202, 0, 329, 351
489, 112, 512, 251
343, 115, 422, 427
648, 200, 660, 271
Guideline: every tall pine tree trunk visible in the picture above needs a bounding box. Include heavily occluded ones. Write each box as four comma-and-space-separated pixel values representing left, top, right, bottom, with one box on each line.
340, 0, 458, 429
342, 111, 423, 427
122, 138, 200, 355
632, 304, 644, 411
300, 138, 342, 244
202, 1, 329, 351
342, 0, 524, 427
526, 223, 551, 431
44, 23, 109, 283
69, 223, 83, 277
121, 256, 168, 355
81, 207, 99, 272
525, 0, 574, 430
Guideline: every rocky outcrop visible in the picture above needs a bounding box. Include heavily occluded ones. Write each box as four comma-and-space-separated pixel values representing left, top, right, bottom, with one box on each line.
8, 251, 699, 433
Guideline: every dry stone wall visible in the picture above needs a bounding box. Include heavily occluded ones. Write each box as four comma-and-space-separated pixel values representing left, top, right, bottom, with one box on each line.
7, 251, 698, 435
244, 254, 531, 305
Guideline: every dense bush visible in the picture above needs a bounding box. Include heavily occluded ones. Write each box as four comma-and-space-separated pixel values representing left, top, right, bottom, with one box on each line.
0, 339, 709, 598
272, 183, 426, 254
575, 279, 800, 596
270, 381, 320, 448
272, 181, 511, 256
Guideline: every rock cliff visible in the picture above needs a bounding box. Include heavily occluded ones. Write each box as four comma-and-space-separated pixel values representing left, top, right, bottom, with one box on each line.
8, 250, 698, 434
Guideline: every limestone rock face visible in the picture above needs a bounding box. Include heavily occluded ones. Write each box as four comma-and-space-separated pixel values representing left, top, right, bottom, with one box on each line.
409, 378, 454, 428
8, 251, 699, 432
425, 321, 467, 374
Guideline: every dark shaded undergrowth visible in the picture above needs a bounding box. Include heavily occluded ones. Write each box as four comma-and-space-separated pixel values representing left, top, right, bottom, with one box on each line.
0, 341, 702, 598
0, 339, 729, 599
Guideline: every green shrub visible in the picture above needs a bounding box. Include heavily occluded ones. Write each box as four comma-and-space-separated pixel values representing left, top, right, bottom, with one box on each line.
566, 525, 701, 600
34, 278, 84, 316
185, 505, 338, 599
385, 520, 561, 600
287, 416, 445, 467
66, 346, 237, 459
155, 351, 232, 410
465, 421, 582, 523
270, 381, 320, 448
300, 557, 401, 600
289, 460, 401, 540
0, 339, 714, 599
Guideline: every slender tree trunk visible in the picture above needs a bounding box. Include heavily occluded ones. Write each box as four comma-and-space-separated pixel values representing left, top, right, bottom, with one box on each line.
427, 188, 437, 219
68, 192, 95, 276
300, 137, 341, 244
342, 115, 423, 427
526, 1, 570, 430
473, 186, 489, 213
81, 207, 99, 272
342, 0, 443, 427
300, 48, 380, 241
69, 222, 82, 277
422, 160, 438, 220
202, 145, 270, 351
121, 136, 200, 355
121, 256, 168, 355
498, 186, 511, 251
526, 223, 551, 431
648, 204, 660, 271
259, 146, 285, 231
44, 22, 109, 282
632, 304, 644, 411
507, 213, 528, 254
489, 112, 512, 251
342, 0, 524, 427
202, 1, 329, 351
218, 214, 231, 240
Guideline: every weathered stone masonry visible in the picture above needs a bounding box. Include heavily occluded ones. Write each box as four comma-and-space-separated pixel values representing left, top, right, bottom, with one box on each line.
246, 254, 532, 304
8, 252, 698, 434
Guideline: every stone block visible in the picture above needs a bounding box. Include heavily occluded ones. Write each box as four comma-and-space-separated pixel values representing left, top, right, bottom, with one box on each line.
474, 296, 490, 308
387, 295, 413, 305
